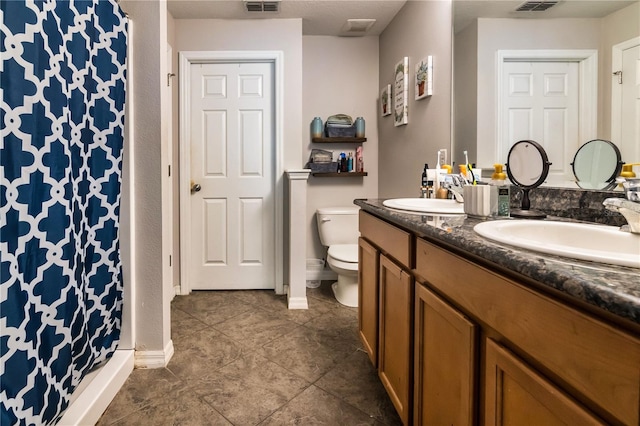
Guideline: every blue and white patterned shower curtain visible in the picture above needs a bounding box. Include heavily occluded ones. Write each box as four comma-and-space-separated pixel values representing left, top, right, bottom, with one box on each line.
1, 1, 127, 424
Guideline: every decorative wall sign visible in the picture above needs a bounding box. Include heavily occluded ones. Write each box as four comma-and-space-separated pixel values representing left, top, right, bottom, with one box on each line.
415, 55, 433, 100
381, 84, 391, 116
394, 57, 409, 126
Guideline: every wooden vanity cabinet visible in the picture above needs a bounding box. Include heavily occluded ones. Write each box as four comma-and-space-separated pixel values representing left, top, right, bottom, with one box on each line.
358, 209, 640, 424
359, 211, 414, 425
416, 237, 640, 425
413, 283, 477, 426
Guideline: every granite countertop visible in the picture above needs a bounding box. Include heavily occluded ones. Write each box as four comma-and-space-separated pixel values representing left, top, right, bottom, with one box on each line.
355, 199, 640, 326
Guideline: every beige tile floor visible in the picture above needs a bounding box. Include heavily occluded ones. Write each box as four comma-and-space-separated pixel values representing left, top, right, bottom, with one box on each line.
98, 282, 402, 425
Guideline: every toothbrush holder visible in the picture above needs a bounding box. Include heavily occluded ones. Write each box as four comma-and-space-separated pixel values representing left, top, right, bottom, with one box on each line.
463, 185, 497, 218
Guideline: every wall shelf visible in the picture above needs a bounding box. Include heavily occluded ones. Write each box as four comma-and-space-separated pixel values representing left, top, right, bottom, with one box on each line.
312, 172, 368, 177
312, 137, 367, 143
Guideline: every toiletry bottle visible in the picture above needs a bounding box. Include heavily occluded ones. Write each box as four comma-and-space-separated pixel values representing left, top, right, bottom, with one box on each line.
339, 152, 347, 172
347, 152, 353, 172
421, 164, 428, 187
490, 164, 510, 217
436, 183, 449, 199
356, 146, 364, 172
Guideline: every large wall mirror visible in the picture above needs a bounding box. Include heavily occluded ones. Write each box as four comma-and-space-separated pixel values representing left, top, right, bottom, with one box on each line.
452, 0, 639, 190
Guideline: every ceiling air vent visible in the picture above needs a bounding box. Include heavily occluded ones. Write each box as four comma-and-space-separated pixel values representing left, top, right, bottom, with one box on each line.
245, 1, 280, 13
515, 1, 559, 12
340, 19, 376, 37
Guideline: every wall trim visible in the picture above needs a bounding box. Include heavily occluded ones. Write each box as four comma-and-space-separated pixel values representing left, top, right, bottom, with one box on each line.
58, 350, 134, 425
495, 49, 598, 165
134, 339, 175, 369
178, 50, 285, 296
286, 295, 309, 310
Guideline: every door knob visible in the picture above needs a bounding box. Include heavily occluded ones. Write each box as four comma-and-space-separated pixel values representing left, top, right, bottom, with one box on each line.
191, 183, 202, 193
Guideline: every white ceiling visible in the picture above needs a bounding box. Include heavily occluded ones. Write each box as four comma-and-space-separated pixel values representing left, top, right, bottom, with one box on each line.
166, 0, 408, 36
453, 0, 638, 32
166, 0, 638, 36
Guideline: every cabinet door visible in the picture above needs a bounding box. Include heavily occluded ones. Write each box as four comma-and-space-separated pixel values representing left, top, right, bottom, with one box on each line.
414, 283, 477, 426
484, 339, 604, 426
378, 254, 413, 425
358, 237, 379, 366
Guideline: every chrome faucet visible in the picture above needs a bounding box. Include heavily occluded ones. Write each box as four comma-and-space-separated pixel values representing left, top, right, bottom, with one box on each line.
603, 178, 640, 234
441, 174, 467, 203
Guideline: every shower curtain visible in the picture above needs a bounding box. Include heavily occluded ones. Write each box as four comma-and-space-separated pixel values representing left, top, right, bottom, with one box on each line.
1, 1, 127, 424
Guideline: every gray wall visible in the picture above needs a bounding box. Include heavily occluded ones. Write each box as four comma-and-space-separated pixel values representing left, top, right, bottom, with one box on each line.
378, 1, 453, 198
120, 0, 171, 353
303, 36, 380, 261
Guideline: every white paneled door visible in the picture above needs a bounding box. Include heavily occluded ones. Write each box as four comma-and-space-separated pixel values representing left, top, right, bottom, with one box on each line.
613, 40, 640, 163
501, 61, 579, 183
189, 62, 275, 290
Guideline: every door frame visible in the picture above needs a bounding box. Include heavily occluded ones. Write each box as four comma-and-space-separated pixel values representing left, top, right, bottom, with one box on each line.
178, 50, 284, 295
611, 37, 640, 148
496, 49, 598, 162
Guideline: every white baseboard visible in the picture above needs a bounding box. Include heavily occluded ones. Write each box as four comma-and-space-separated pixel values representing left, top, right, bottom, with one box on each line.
287, 295, 309, 310
306, 265, 337, 281
134, 340, 174, 369
58, 350, 134, 425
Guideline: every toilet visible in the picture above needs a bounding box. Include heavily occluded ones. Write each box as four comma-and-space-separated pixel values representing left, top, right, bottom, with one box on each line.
316, 206, 360, 307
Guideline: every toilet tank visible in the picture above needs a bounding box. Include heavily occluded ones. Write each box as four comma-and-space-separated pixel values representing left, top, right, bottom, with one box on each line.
316, 206, 360, 247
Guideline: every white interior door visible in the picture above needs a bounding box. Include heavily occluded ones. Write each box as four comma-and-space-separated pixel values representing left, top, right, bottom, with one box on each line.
164, 45, 174, 300
501, 61, 579, 184
188, 62, 275, 290
612, 38, 640, 165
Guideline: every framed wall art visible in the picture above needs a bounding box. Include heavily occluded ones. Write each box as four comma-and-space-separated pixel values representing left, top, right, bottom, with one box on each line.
381, 84, 391, 116
415, 55, 433, 100
394, 57, 409, 126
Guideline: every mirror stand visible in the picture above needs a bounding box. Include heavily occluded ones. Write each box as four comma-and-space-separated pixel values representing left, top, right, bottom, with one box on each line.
507, 140, 552, 220
511, 188, 546, 219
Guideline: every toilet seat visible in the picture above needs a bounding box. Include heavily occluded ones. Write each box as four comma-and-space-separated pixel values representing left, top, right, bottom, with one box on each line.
327, 244, 358, 263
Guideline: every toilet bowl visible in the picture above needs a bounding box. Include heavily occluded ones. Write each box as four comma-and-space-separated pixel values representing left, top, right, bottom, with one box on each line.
316, 207, 360, 307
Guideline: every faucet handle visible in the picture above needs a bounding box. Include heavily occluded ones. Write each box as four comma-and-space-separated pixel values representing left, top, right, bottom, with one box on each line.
621, 178, 640, 202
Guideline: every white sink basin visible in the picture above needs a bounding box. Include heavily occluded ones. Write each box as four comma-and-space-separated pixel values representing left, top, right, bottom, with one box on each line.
474, 220, 640, 268
383, 198, 465, 215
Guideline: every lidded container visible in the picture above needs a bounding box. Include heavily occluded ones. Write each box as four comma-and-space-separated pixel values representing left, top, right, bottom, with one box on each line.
355, 117, 365, 138
311, 117, 323, 138
316, 206, 360, 246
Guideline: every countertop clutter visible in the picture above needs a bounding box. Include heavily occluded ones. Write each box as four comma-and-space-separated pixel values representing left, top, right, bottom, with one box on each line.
355, 198, 640, 325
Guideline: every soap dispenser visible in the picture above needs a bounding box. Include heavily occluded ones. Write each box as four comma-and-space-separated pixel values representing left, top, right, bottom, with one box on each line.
420, 164, 429, 197
620, 164, 639, 179
490, 164, 510, 217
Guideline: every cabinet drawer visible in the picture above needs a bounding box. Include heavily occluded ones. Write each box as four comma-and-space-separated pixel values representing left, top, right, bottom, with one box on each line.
485, 339, 604, 425
359, 211, 412, 268
416, 238, 640, 425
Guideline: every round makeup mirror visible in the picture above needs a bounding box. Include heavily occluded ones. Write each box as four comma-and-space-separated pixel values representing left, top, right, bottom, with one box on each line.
571, 139, 623, 190
506, 140, 552, 219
